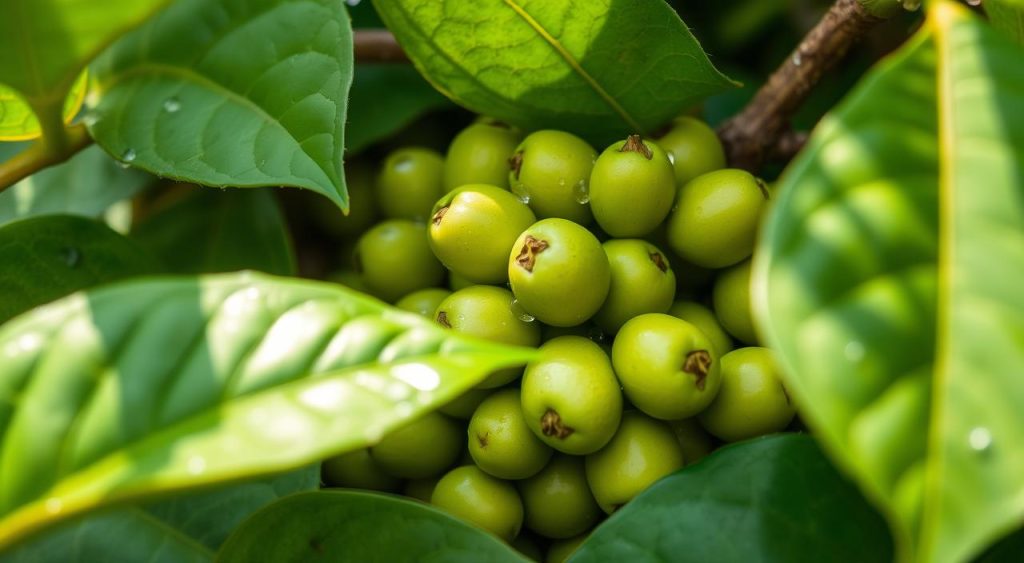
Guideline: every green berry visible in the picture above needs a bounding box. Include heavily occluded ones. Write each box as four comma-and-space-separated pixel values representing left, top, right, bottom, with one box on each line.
521, 336, 622, 455
655, 116, 726, 186
698, 347, 795, 441
444, 120, 522, 190
429, 184, 537, 284
519, 455, 601, 539
589, 134, 676, 237
321, 449, 401, 492
593, 239, 676, 333
508, 218, 610, 327
354, 220, 445, 303
508, 130, 597, 224
431, 465, 524, 541
395, 288, 452, 318
469, 389, 553, 479
376, 147, 445, 221
310, 161, 378, 237
668, 300, 733, 358
439, 387, 494, 419
712, 259, 758, 344
369, 412, 462, 479
612, 313, 721, 419
668, 418, 715, 465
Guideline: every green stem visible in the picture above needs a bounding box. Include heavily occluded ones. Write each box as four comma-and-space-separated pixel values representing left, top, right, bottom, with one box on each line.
0, 124, 93, 193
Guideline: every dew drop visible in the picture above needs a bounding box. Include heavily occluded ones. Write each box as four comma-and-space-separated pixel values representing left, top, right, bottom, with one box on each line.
60, 246, 81, 267
969, 427, 993, 453
187, 456, 207, 475
345, 0, 361, 5
118, 148, 137, 168
510, 298, 535, 322
162, 97, 181, 113
573, 180, 590, 204
844, 341, 865, 362
511, 182, 531, 204
666, 151, 676, 165
792, 52, 803, 67
82, 109, 101, 127
901, 0, 921, 11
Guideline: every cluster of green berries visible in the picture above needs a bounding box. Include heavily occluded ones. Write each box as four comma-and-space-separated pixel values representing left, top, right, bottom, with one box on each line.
317, 115, 795, 562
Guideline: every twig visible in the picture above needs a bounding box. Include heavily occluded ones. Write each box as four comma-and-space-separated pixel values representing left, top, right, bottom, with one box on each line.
0, 124, 92, 193
353, 29, 408, 63
717, 0, 882, 171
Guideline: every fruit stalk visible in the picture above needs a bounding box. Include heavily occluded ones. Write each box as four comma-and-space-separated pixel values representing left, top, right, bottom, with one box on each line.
353, 29, 409, 63
717, 0, 883, 171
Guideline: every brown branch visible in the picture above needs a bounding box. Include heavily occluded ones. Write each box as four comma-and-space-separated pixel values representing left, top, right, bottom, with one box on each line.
717, 0, 882, 171
0, 124, 93, 193
354, 29, 408, 63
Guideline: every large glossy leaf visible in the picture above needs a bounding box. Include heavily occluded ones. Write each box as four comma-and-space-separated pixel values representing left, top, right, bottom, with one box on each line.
985, 0, 1024, 45
0, 145, 152, 226
753, 3, 1024, 562
0, 72, 88, 141
0, 215, 160, 323
0, 467, 317, 563
572, 434, 892, 563
373, 0, 736, 144
345, 65, 451, 155
88, 0, 353, 209
0, 0, 169, 139
218, 490, 529, 563
0, 272, 536, 550
132, 187, 295, 276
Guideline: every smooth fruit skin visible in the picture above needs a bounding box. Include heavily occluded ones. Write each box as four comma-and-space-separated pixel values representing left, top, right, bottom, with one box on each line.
593, 239, 676, 333
376, 147, 445, 221
321, 449, 401, 492
668, 300, 733, 358
667, 168, 769, 269
668, 418, 715, 465
508, 218, 610, 327
429, 184, 537, 284
589, 135, 676, 237
518, 455, 601, 539
435, 285, 541, 388
469, 389, 554, 480
395, 287, 451, 318
698, 347, 795, 441
585, 411, 685, 513
712, 259, 758, 344
521, 336, 622, 455
612, 313, 722, 419
443, 120, 522, 190
354, 220, 445, 303
546, 534, 588, 563
655, 116, 726, 186
508, 130, 597, 224
431, 465, 524, 541
369, 412, 462, 479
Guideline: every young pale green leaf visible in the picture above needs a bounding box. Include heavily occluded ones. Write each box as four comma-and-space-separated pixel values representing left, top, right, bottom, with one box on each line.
373, 0, 736, 144
0, 272, 535, 551
0, 145, 151, 226
572, 435, 892, 563
217, 490, 529, 563
0, 1, 169, 139
132, 187, 296, 276
0, 215, 160, 324
754, 3, 1024, 562
0, 467, 317, 563
346, 65, 452, 156
88, 0, 353, 210
985, 0, 1024, 45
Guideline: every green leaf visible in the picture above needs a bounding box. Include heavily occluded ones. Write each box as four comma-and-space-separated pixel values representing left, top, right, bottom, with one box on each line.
346, 65, 451, 155
985, 0, 1024, 45
0, 0, 170, 139
0, 72, 88, 141
373, 0, 736, 144
753, 3, 1024, 561
88, 0, 353, 210
0, 215, 160, 324
571, 435, 892, 563
217, 490, 529, 563
0, 272, 535, 550
0, 467, 317, 563
0, 145, 152, 227
132, 187, 296, 276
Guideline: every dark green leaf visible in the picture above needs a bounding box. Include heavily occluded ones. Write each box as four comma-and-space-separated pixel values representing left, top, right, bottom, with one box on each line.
0, 467, 317, 563
0, 146, 152, 226
132, 187, 296, 276
985, 0, 1024, 45
0, 272, 535, 550
754, 3, 1024, 561
88, 0, 353, 209
217, 490, 528, 563
0, 215, 159, 323
373, 0, 736, 144
346, 65, 451, 155
572, 434, 892, 563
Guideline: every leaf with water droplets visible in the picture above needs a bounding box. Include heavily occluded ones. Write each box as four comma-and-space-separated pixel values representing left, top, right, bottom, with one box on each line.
0, 272, 536, 551
0, 215, 159, 324
87, 0, 353, 210
754, 3, 1024, 561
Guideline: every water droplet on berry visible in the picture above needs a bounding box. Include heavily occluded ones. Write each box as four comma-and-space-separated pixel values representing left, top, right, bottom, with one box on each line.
510, 298, 535, 322
512, 182, 531, 204
573, 180, 590, 204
